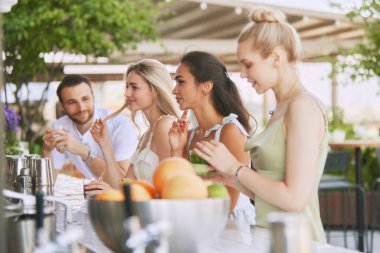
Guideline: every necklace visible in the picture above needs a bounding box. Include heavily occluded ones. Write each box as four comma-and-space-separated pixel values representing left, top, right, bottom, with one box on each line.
269, 101, 288, 116
269, 80, 303, 115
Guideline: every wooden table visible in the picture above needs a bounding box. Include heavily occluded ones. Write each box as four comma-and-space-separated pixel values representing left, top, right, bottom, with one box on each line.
329, 139, 380, 252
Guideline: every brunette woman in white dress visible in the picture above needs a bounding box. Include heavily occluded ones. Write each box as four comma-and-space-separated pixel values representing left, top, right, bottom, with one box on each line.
169, 51, 256, 224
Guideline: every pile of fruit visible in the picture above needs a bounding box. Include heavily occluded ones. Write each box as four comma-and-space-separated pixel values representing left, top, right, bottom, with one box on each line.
95, 157, 229, 202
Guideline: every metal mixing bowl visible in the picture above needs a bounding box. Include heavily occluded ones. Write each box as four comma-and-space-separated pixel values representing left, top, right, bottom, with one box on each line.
88, 197, 230, 253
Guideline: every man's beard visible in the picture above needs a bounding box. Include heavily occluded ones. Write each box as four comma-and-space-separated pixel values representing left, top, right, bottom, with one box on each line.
67, 109, 94, 126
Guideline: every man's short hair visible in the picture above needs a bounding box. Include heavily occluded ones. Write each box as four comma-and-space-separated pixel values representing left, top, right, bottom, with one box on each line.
56, 74, 93, 102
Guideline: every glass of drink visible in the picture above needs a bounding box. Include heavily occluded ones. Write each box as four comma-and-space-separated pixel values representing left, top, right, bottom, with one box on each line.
83, 178, 95, 199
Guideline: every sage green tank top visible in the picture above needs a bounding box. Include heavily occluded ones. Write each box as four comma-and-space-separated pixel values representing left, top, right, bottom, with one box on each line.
245, 93, 328, 243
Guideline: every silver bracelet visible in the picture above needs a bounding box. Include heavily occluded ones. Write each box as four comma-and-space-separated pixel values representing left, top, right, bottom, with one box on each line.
83, 149, 96, 165
235, 165, 246, 180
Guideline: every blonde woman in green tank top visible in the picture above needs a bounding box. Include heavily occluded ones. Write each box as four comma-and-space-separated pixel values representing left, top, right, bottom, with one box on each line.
193, 6, 328, 243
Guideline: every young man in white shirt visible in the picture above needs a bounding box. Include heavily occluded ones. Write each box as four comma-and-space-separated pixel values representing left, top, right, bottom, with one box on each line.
42, 74, 138, 183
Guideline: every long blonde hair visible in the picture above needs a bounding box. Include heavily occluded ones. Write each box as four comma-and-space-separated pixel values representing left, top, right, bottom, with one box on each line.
238, 6, 302, 63
125, 59, 179, 125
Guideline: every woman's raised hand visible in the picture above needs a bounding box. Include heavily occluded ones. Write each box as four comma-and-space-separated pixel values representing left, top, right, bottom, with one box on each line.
194, 140, 240, 177
168, 109, 190, 155
90, 119, 110, 147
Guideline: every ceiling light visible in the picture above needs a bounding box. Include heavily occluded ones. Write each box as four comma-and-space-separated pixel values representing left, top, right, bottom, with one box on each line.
200, 1, 207, 10
235, 6, 242, 15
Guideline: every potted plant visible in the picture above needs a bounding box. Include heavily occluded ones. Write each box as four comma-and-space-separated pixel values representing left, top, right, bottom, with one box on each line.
2, 104, 23, 155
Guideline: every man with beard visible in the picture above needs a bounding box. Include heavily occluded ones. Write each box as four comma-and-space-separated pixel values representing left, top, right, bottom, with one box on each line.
42, 74, 138, 183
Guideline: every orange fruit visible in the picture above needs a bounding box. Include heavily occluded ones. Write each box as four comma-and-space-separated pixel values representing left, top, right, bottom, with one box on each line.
96, 183, 152, 202
95, 190, 125, 201
153, 157, 195, 197
130, 183, 152, 201
133, 180, 156, 198
162, 174, 208, 199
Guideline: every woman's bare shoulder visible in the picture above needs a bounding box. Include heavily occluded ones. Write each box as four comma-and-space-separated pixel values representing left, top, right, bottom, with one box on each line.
154, 116, 175, 135
288, 92, 325, 117
220, 123, 248, 143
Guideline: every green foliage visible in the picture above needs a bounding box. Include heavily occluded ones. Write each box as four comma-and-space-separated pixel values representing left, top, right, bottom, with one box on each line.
29, 135, 43, 155
4, 131, 23, 156
327, 107, 355, 139
338, 0, 380, 80
2, 0, 161, 143
347, 148, 379, 190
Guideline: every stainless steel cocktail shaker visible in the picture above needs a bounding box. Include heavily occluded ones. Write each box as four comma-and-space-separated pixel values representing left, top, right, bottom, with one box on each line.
267, 212, 312, 253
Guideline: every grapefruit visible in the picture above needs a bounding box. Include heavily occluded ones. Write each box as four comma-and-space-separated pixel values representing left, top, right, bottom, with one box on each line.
162, 174, 208, 199
153, 157, 194, 196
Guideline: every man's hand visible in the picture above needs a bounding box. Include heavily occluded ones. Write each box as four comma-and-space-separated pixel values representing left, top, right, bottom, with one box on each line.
52, 129, 88, 157
42, 128, 57, 154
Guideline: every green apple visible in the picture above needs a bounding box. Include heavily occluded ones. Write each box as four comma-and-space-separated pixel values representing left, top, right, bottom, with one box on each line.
189, 150, 209, 165
193, 163, 215, 176
207, 183, 229, 198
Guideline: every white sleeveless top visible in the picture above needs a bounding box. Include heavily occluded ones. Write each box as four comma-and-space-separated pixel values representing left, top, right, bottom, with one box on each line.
188, 113, 256, 225
131, 115, 174, 183
187, 113, 249, 149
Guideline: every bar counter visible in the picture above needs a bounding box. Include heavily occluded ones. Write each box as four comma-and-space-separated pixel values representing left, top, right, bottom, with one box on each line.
54, 174, 359, 253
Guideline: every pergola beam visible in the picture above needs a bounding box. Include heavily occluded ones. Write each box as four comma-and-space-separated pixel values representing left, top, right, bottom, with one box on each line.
184, 0, 354, 22
115, 38, 359, 59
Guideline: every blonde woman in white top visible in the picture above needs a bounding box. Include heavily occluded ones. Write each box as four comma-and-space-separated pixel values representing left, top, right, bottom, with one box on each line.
86, 59, 179, 193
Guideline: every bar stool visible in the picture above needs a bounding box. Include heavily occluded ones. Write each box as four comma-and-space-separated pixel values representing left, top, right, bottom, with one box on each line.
370, 148, 380, 253
319, 150, 365, 248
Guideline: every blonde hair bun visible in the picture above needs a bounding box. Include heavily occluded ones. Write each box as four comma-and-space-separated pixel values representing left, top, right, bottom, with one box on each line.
238, 6, 301, 63
250, 6, 286, 24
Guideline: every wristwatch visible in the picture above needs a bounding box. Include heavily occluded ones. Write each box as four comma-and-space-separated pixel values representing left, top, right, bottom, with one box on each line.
83, 149, 96, 165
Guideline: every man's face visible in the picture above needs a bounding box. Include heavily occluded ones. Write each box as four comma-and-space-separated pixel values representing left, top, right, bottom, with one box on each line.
59, 82, 95, 125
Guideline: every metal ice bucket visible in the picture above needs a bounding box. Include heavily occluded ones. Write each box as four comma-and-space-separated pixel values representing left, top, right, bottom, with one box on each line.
3, 189, 72, 253
5, 205, 56, 253
88, 197, 230, 253
4, 155, 27, 192
3, 155, 54, 196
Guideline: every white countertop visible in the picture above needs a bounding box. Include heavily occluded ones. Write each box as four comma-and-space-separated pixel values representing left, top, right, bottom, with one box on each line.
54, 174, 359, 253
